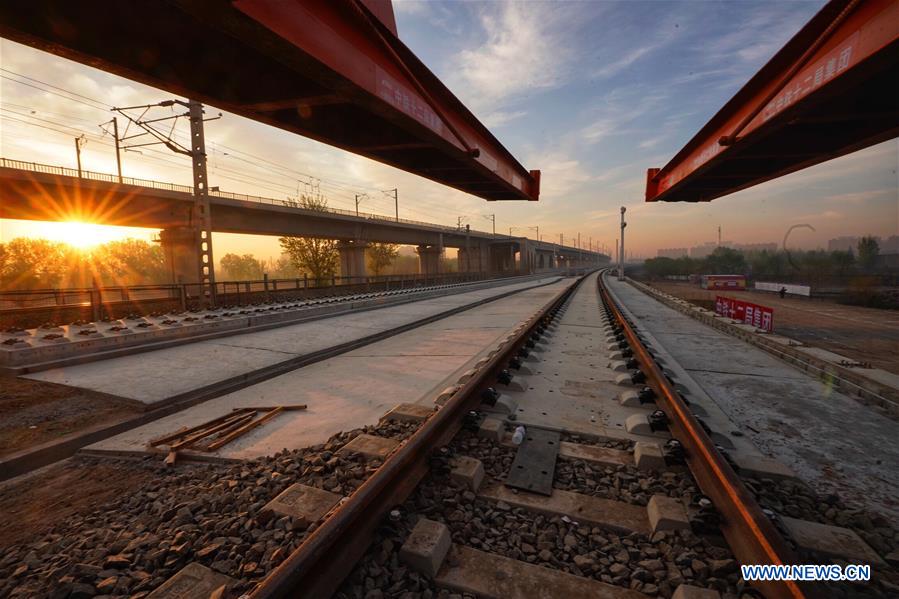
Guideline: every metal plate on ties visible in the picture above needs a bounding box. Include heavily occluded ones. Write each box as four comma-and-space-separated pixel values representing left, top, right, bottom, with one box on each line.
504, 427, 561, 496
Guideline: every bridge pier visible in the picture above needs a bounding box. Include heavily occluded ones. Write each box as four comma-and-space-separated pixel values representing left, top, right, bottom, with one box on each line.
457, 243, 489, 274
338, 240, 369, 280
489, 242, 517, 275
416, 245, 443, 276
158, 227, 201, 285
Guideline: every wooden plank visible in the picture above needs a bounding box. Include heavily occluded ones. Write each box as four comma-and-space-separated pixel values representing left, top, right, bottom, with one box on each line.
206, 406, 285, 451
169, 412, 255, 451
149, 408, 253, 446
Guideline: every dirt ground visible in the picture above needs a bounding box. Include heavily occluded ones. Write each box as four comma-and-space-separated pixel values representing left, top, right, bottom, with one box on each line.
0, 458, 154, 548
0, 377, 143, 458
649, 281, 899, 374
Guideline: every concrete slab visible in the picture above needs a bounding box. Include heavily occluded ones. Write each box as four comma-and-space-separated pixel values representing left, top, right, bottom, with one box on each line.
381, 403, 434, 423
478, 417, 505, 442
400, 518, 453, 578
262, 483, 341, 525
450, 456, 485, 491
633, 442, 666, 470
672, 584, 720, 599
558, 441, 632, 467
146, 563, 234, 599
338, 433, 399, 459
436, 544, 647, 599
507, 276, 669, 443
647, 495, 690, 533
781, 516, 885, 565
86, 281, 574, 461
26, 277, 561, 405
607, 277, 899, 521
479, 483, 650, 535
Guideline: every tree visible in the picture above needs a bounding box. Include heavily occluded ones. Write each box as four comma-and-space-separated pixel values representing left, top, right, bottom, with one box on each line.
703, 247, 746, 274
219, 253, 265, 281
857, 236, 879, 270
268, 254, 303, 279
92, 238, 168, 285
279, 193, 339, 284
0, 238, 73, 289
830, 250, 855, 276
367, 242, 399, 276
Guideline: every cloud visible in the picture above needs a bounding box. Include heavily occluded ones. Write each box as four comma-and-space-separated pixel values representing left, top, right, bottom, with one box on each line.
393, 0, 430, 16
581, 87, 668, 145
482, 109, 527, 128
638, 136, 665, 150
449, 1, 580, 110
593, 44, 658, 79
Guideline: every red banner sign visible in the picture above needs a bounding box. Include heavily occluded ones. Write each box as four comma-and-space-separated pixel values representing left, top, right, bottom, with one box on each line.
715, 296, 774, 333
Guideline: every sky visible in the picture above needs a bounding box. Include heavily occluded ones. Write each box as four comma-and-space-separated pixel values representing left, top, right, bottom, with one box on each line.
1, 0, 897, 261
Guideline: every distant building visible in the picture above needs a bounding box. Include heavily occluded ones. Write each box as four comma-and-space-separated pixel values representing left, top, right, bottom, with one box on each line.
689, 242, 722, 258
733, 242, 778, 253
827, 235, 895, 253
828, 236, 859, 252
657, 248, 688, 259
881, 235, 899, 255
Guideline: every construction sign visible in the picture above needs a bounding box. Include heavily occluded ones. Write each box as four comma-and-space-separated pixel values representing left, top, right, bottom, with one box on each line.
715, 296, 774, 333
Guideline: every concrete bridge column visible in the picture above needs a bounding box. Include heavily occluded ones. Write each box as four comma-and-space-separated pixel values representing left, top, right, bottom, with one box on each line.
338, 240, 369, 280
457, 244, 488, 274
416, 245, 443, 276
158, 226, 200, 284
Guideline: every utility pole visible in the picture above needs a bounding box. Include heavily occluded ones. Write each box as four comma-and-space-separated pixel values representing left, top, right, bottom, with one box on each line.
386, 188, 398, 222
112, 117, 122, 182
74, 134, 87, 177
619, 206, 627, 281
482, 214, 496, 236
465, 223, 471, 273
188, 100, 216, 306
355, 194, 365, 217
114, 98, 221, 306
718, 225, 722, 247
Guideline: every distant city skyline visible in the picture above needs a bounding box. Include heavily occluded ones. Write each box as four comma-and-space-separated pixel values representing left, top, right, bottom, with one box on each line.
657, 235, 899, 260
1, 1, 897, 260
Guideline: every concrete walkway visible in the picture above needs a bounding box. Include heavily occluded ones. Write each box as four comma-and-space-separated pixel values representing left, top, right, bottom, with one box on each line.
606, 277, 899, 520
25, 277, 561, 406
86, 279, 575, 460
511, 272, 664, 443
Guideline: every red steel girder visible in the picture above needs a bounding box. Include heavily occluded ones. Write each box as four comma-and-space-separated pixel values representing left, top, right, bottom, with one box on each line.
0, 0, 539, 202
645, 0, 899, 203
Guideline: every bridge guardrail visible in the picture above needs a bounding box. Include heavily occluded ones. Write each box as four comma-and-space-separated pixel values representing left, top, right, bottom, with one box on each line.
0, 157, 493, 237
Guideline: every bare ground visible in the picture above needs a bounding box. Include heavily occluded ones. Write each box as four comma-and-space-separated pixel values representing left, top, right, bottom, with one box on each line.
0, 377, 143, 458
648, 281, 899, 374
0, 458, 155, 548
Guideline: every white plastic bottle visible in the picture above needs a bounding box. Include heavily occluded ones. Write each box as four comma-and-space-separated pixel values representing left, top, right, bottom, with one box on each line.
512, 425, 526, 445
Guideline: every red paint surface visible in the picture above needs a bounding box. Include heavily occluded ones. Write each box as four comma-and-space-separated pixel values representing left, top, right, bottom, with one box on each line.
716, 296, 775, 332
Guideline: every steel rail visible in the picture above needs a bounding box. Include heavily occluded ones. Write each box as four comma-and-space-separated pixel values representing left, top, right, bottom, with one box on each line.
248, 275, 585, 598
597, 273, 821, 599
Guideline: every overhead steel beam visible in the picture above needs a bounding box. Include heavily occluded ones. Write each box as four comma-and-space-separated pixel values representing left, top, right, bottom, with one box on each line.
645, 0, 899, 203
0, 0, 539, 202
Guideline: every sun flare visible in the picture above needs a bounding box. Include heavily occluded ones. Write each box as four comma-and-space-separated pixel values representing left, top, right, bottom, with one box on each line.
44, 220, 140, 251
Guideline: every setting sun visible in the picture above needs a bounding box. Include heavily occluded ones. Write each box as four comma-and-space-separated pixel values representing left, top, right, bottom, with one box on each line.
54, 221, 125, 250
0, 218, 158, 250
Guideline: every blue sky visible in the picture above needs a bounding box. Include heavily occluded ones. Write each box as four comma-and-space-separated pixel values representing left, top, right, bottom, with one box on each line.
1, 0, 896, 258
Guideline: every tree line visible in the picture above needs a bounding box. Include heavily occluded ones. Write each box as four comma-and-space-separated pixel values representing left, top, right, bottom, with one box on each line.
642, 237, 883, 285
1, 194, 405, 290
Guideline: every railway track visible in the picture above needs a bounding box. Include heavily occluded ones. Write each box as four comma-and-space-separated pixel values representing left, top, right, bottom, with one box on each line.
1, 271, 895, 599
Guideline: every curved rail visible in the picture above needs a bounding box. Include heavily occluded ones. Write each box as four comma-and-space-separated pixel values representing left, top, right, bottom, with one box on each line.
248, 274, 586, 598
598, 272, 820, 599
